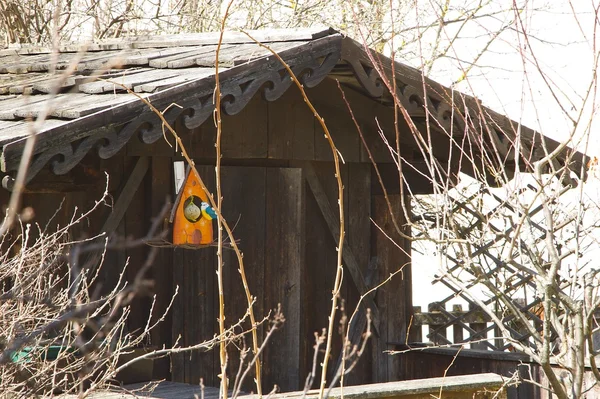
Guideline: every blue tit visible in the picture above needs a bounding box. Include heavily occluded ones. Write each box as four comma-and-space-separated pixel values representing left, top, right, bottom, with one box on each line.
183, 195, 203, 223
201, 202, 218, 220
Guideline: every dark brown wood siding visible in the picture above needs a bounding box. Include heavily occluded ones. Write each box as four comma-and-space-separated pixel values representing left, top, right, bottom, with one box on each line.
14, 80, 414, 392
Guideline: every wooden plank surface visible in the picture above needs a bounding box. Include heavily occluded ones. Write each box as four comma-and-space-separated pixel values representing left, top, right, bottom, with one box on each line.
60, 381, 223, 398
340, 163, 372, 385
304, 163, 380, 332
172, 165, 217, 386
221, 95, 268, 159
263, 168, 304, 392
220, 166, 267, 392
243, 373, 506, 399
149, 156, 174, 380
370, 194, 411, 383
123, 156, 152, 342
267, 88, 315, 160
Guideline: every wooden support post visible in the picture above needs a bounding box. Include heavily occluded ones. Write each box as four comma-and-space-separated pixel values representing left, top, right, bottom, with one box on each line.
469, 303, 487, 350
428, 302, 446, 345
409, 306, 422, 343
452, 304, 464, 344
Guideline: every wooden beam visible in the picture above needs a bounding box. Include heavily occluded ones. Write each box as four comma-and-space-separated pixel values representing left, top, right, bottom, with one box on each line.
84, 156, 149, 270
332, 260, 377, 381
243, 373, 506, 399
304, 163, 380, 333
101, 156, 149, 234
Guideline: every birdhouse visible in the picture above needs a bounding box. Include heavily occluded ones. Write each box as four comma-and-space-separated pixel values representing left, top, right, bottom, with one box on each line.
171, 165, 215, 246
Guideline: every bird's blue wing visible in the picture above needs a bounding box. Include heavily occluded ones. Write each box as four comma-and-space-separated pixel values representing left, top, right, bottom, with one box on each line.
206, 206, 218, 219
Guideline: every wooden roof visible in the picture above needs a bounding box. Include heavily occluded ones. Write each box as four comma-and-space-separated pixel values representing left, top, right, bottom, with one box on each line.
0, 28, 587, 187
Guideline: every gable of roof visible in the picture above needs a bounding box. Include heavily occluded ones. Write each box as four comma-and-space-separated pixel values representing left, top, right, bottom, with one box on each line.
0, 28, 587, 188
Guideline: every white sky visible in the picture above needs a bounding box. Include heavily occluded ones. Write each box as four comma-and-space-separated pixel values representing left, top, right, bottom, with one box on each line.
425, 1, 600, 156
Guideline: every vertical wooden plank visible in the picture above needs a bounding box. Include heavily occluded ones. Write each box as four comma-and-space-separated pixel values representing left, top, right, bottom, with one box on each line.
123, 156, 151, 338
453, 304, 464, 344
190, 165, 217, 387
343, 163, 372, 385
308, 80, 360, 163
469, 303, 488, 350
268, 89, 315, 160
172, 165, 217, 386
428, 302, 447, 345
303, 176, 339, 389
371, 194, 411, 383
149, 156, 174, 380
409, 306, 423, 343
171, 248, 185, 382
222, 95, 268, 159
263, 168, 304, 392
219, 166, 266, 392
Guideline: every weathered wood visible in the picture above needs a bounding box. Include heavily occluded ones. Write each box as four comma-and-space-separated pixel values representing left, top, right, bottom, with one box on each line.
408, 306, 422, 343
263, 168, 304, 392
267, 88, 315, 160
170, 248, 185, 383
62, 380, 223, 398
1, 34, 343, 177
123, 156, 152, 342
428, 303, 447, 345
453, 304, 464, 344
370, 194, 411, 383
195, 42, 305, 67
310, 82, 360, 163
14, 162, 105, 193
245, 373, 506, 399
148, 46, 224, 69
340, 163, 373, 385
304, 163, 380, 333
219, 166, 267, 391
394, 346, 535, 398
222, 95, 268, 159
412, 306, 493, 326
149, 156, 173, 380
135, 69, 215, 93
183, 165, 216, 387
101, 156, 149, 234
78, 69, 179, 94
469, 303, 488, 350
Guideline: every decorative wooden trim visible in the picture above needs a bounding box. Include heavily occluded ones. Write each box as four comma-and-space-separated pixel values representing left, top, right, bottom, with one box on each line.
1, 35, 343, 182
1, 33, 586, 185
339, 37, 586, 177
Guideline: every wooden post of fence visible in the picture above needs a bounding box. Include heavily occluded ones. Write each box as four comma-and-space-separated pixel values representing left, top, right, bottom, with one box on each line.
429, 302, 446, 345
469, 303, 487, 350
452, 304, 464, 344
409, 306, 422, 343
494, 301, 503, 350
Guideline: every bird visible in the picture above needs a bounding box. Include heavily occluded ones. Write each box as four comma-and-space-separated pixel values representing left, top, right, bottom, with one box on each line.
183, 195, 203, 223
201, 202, 218, 221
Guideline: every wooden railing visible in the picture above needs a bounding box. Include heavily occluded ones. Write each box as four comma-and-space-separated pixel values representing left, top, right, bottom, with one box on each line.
410, 301, 542, 351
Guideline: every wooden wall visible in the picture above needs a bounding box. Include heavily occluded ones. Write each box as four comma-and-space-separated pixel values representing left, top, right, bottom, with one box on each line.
11, 77, 415, 393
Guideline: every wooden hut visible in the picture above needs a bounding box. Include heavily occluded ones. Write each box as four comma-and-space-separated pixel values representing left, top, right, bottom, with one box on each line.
0, 28, 584, 392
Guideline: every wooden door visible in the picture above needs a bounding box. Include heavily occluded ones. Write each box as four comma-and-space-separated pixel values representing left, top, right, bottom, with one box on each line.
171, 166, 305, 392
